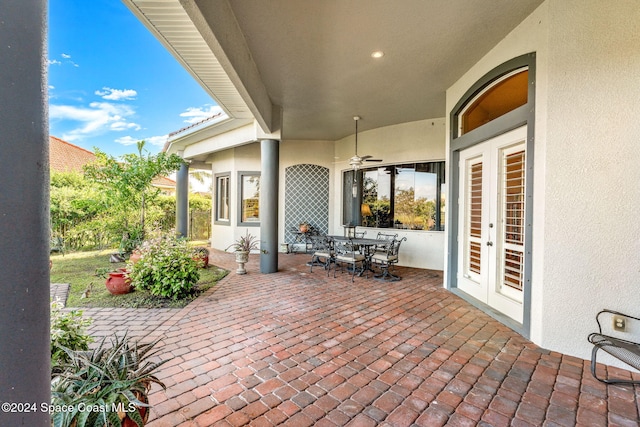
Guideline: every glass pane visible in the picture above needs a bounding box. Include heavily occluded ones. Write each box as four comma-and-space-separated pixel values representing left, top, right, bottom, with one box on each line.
216, 176, 229, 221
241, 175, 260, 222
414, 163, 438, 230
394, 165, 415, 229
461, 69, 528, 135
362, 167, 391, 228
342, 170, 355, 226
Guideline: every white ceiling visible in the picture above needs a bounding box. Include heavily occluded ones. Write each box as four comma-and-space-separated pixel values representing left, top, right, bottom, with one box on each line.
126, 0, 544, 141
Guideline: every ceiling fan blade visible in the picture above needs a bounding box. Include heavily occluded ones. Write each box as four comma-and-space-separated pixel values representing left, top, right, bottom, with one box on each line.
364, 158, 383, 163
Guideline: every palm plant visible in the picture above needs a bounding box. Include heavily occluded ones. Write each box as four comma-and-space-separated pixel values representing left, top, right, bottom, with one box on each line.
226, 229, 260, 253
51, 333, 169, 427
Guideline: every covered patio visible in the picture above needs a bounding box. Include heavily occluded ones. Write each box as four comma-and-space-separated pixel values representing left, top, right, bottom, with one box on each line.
97, 251, 638, 426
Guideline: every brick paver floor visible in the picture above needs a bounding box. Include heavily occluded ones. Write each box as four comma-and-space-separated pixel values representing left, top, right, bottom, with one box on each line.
70, 250, 640, 426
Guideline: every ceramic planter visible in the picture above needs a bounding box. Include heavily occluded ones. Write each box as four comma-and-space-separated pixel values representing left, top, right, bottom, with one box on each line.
129, 251, 142, 264
235, 251, 249, 274
105, 270, 132, 295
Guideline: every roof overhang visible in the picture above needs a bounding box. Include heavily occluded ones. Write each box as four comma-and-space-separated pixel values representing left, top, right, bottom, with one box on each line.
122, 0, 277, 136
124, 0, 544, 152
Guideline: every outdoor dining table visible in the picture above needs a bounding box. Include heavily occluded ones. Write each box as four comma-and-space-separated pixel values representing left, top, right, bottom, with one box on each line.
327, 235, 383, 276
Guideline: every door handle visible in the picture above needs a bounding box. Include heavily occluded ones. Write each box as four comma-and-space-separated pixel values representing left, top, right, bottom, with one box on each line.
486, 241, 493, 246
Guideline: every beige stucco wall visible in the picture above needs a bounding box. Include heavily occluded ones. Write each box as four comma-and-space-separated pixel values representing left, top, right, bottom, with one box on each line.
207, 118, 447, 271
333, 118, 447, 270
446, 0, 640, 368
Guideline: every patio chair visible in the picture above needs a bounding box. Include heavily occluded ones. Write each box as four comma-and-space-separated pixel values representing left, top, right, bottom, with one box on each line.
588, 309, 640, 385
374, 232, 398, 253
371, 237, 406, 281
332, 239, 366, 282
50, 235, 65, 256
309, 235, 333, 273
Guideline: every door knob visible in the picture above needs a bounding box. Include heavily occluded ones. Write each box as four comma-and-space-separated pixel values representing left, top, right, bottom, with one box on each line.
486, 241, 493, 246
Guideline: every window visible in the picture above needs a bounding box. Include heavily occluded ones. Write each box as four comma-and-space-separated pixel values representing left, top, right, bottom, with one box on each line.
238, 172, 260, 225
459, 68, 528, 136
344, 161, 445, 231
214, 173, 230, 224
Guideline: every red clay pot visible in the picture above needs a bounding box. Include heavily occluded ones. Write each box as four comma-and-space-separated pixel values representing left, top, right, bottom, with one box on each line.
129, 251, 142, 264
105, 271, 132, 295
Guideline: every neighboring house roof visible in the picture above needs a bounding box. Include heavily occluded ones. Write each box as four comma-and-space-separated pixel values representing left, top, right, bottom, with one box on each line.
49, 136, 176, 190
49, 136, 96, 173
152, 175, 176, 189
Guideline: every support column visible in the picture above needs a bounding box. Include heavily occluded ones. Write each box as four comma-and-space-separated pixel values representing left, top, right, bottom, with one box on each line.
176, 158, 189, 237
260, 139, 279, 273
0, 1, 50, 425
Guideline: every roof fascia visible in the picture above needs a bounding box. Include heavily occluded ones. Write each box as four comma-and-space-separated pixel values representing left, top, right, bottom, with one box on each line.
182, 0, 275, 133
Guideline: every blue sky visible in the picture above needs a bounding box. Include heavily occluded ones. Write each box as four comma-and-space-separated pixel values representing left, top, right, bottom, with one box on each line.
48, 0, 220, 156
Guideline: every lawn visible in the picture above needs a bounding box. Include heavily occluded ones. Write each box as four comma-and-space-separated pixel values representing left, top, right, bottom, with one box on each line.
50, 248, 228, 309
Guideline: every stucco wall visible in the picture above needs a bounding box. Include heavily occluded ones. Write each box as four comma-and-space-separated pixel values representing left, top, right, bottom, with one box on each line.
333, 118, 447, 270
207, 119, 447, 271
541, 0, 640, 363
446, 0, 640, 368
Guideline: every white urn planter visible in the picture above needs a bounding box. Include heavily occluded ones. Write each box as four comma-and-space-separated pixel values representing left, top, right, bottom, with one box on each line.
235, 251, 249, 274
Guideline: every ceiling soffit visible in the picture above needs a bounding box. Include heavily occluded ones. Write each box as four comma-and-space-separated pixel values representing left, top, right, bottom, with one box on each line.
126, 0, 544, 142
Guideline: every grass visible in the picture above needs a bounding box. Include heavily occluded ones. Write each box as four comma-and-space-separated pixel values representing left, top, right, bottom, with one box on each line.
50, 249, 228, 309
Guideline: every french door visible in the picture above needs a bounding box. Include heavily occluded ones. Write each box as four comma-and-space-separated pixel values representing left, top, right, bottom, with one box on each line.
457, 126, 527, 323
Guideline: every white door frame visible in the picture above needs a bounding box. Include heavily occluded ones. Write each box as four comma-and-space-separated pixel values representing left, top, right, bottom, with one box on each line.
457, 127, 527, 323
447, 53, 536, 336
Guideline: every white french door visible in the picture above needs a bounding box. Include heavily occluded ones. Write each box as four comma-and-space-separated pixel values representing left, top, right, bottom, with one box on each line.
457, 126, 527, 323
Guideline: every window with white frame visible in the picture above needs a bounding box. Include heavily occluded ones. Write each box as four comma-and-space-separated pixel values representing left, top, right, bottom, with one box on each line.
238, 172, 260, 225
215, 173, 230, 224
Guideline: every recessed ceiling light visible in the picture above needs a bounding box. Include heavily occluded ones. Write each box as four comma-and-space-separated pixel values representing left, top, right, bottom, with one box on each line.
371, 50, 384, 59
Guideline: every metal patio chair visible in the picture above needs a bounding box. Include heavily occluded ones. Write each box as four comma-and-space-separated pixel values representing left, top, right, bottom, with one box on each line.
371, 237, 406, 281
309, 235, 334, 274
588, 309, 640, 385
332, 238, 366, 282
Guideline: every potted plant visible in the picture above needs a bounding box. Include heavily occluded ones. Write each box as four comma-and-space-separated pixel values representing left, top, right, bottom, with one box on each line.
119, 225, 145, 259
129, 249, 143, 264
51, 333, 169, 427
96, 267, 132, 295
192, 246, 210, 268
226, 230, 260, 274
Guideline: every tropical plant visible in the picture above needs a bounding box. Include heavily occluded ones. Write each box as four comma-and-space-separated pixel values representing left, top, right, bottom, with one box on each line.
83, 140, 184, 232
50, 299, 93, 374
192, 246, 210, 268
225, 230, 261, 253
119, 224, 145, 257
128, 234, 201, 300
51, 333, 169, 427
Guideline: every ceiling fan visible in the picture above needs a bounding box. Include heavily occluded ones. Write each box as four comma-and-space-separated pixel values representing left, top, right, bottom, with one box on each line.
349, 116, 382, 169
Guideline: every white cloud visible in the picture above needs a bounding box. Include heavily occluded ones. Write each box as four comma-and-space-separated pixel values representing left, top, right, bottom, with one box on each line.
48, 59, 62, 66
95, 87, 137, 101
115, 134, 168, 148
61, 53, 71, 59
49, 102, 139, 142
179, 105, 224, 124
113, 136, 140, 146
110, 121, 141, 131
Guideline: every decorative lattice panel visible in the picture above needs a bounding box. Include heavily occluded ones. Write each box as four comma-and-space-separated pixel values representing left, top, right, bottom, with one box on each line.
285, 164, 329, 243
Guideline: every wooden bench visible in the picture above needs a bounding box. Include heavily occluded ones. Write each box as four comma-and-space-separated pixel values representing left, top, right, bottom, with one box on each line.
588, 309, 640, 385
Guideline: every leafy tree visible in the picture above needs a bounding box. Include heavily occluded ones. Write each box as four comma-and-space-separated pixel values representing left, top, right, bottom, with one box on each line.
83, 141, 184, 232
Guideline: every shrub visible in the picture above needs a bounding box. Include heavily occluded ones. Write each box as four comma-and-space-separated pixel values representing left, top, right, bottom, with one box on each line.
50, 299, 93, 372
128, 235, 200, 300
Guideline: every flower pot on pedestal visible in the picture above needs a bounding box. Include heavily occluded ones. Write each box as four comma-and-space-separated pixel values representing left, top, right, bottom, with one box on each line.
235, 251, 249, 274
